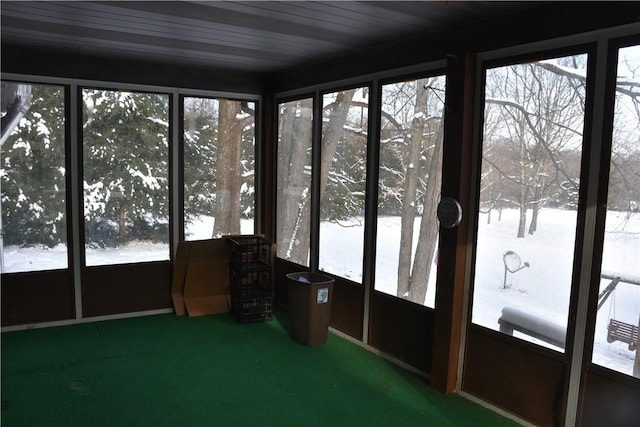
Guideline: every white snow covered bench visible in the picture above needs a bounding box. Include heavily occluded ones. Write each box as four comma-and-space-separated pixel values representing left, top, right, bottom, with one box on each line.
498, 306, 566, 348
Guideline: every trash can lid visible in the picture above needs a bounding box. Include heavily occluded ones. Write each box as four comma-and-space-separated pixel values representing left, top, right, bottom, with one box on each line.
286, 272, 334, 284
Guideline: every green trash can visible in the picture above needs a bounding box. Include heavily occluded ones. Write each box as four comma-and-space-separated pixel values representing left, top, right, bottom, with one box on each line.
286, 272, 334, 347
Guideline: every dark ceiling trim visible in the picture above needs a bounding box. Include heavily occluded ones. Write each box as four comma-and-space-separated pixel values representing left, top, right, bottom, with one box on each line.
0, 42, 267, 94
268, 2, 640, 93
1, 1, 542, 73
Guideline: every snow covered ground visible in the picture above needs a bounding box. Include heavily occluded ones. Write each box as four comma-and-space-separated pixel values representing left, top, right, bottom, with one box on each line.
472, 209, 639, 376
2, 209, 637, 376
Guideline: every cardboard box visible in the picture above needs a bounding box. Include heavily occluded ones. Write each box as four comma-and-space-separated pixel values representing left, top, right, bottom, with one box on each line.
172, 238, 231, 317
171, 241, 191, 316
171, 235, 274, 317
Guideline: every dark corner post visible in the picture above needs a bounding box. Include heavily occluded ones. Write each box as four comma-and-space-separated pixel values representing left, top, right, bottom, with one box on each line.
259, 92, 276, 242
431, 51, 476, 394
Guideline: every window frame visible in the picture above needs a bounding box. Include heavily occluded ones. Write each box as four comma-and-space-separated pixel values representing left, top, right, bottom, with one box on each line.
316, 84, 372, 283
0, 80, 72, 274
585, 35, 640, 379
274, 94, 316, 267
468, 44, 597, 353
0, 72, 261, 323
80, 86, 172, 267
372, 70, 448, 307
180, 94, 258, 242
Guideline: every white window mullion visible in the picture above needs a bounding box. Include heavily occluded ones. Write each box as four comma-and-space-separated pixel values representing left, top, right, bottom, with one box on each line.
564, 37, 610, 427
171, 92, 180, 258
70, 84, 83, 319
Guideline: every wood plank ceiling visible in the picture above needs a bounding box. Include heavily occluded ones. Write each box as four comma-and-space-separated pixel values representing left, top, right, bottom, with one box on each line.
1, 1, 534, 73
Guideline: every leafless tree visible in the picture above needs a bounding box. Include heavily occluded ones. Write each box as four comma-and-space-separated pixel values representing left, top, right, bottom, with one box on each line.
483, 58, 587, 238
213, 100, 244, 236
276, 98, 313, 264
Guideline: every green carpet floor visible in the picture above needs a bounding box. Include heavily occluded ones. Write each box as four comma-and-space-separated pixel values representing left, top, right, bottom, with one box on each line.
1, 311, 518, 426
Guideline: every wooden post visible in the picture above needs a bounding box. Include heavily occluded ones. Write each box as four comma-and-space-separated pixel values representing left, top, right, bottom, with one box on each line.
430, 52, 475, 394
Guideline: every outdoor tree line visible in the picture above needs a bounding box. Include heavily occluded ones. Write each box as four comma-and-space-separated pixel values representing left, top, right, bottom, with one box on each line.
82, 89, 170, 247
277, 54, 638, 306
1, 85, 255, 250
183, 97, 255, 238
480, 56, 588, 238
1, 55, 638, 302
482, 55, 640, 238
277, 78, 446, 303
1, 83, 66, 248
378, 77, 445, 304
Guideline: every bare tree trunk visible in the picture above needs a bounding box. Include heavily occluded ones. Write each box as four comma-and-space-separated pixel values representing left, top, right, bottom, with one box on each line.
319, 90, 356, 196
290, 193, 312, 265
213, 100, 242, 237
517, 117, 527, 239
408, 112, 444, 304
397, 84, 427, 298
288, 100, 313, 264
277, 102, 297, 257
278, 90, 354, 265
277, 99, 313, 264
517, 206, 527, 238
118, 205, 127, 237
528, 202, 539, 235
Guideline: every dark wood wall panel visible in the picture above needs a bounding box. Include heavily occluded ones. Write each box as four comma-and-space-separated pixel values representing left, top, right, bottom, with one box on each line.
369, 291, 434, 374
463, 327, 566, 426
273, 258, 301, 305
1, 270, 74, 326
82, 261, 172, 318
329, 277, 364, 341
579, 369, 640, 427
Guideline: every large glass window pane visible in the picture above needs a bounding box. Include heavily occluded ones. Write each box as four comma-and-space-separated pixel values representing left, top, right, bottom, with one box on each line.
318, 88, 369, 282
1, 82, 68, 272
375, 76, 446, 307
183, 97, 255, 240
82, 89, 169, 265
472, 54, 588, 351
592, 45, 640, 377
276, 98, 313, 265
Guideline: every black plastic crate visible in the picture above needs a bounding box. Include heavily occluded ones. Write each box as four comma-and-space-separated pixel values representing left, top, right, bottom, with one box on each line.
229, 269, 272, 292
228, 236, 272, 272
231, 291, 273, 323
